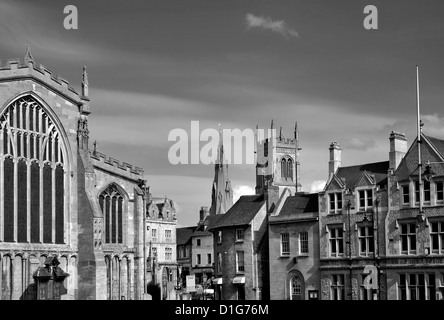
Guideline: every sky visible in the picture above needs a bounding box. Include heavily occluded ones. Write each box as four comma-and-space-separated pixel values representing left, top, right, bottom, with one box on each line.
1, 0, 444, 227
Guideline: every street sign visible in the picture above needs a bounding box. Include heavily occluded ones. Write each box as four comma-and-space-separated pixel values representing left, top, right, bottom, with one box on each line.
186, 275, 196, 292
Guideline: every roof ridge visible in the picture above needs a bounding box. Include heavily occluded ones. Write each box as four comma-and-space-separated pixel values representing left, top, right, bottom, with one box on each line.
338, 160, 389, 170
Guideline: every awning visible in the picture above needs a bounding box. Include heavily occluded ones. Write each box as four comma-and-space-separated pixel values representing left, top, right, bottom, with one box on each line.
232, 276, 245, 284
213, 277, 223, 285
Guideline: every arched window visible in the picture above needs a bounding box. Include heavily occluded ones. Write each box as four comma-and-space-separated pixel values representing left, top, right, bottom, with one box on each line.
0, 95, 67, 244
99, 184, 124, 244
287, 158, 293, 180
281, 157, 294, 180
291, 276, 302, 300
281, 158, 287, 178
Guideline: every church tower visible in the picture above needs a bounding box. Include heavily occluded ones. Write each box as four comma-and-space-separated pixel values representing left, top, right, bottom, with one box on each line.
209, 129, 234, 215
255, 120, 302, 198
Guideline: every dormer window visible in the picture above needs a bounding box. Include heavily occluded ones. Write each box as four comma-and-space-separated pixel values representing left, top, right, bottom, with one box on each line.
415, 181, 420, 205
358, 189, 373, 211
424, 181, 431, 203
436, 182, 444, 204
415, 180, 431, 205
329, 192, 343, 214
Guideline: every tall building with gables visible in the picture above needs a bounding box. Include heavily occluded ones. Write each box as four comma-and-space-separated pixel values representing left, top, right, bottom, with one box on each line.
318, 140, 389, 300
386, 131, 444, 300
0, 48, 168, 300
145, 195, 178, 300
318, 130, 444, 300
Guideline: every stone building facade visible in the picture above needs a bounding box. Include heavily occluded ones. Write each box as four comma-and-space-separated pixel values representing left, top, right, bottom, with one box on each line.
146, 196, 178, 300
318, 141, 389, 300
176, 226, 194, 287
0, 49, 153, 300
385, 132, 444, 300
190, 208, 217, 285
209, 195, 269, 300
268, 191, 320, 300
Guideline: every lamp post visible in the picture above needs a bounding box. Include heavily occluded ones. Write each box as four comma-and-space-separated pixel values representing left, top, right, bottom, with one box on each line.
374, 196, 381, 300
424, 161, 444, 181
201, 274, 214, 300
138, 179, 148, 299
345, 189, 353, 300
202, 274, 207, 300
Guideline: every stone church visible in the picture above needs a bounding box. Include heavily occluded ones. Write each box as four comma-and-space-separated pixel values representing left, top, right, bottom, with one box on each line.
0, 48, 161, 300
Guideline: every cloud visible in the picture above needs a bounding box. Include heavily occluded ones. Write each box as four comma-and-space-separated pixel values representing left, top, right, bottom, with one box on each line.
421, 114, 444, 138
233, 185, 256, 203
245, 13, 299, 38
341, 137, 376, 151
309, 180, 326, 193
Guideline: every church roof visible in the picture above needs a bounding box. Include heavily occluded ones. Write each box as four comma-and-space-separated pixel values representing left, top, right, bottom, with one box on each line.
208, 194, 265, 230
335, 161, 389, 189
269, 193, 319, 223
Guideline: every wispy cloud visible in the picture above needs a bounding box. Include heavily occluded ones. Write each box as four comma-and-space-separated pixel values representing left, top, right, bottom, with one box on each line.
245, 13, 299, 38
310, 180, 326, 193
233, 185, 255, 203
421, 114, 444, 138
341, 137, 376, 151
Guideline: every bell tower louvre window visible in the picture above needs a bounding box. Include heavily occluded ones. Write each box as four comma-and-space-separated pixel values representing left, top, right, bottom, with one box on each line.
0, 95, 68, 244
280, 157, 294, 180
99, 184, 124, 244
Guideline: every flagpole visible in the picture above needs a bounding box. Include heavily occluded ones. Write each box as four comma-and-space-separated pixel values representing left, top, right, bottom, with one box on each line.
416, 65, 423, 215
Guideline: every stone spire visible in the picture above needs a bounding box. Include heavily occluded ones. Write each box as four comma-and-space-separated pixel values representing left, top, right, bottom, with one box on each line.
294, 121, 298, 140
82, 65, 89, 99
209, 125, 233, 215
24, 45, 34, 63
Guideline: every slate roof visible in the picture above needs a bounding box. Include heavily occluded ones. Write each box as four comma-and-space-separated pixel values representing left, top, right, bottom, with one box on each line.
208, 194, 265, 230
269, 193, 319, 223
176, 226, 195, 245
192, 215, 222, 236
396, 134, 444, 180
336, 161, 389, 189
427, 135, 444, 157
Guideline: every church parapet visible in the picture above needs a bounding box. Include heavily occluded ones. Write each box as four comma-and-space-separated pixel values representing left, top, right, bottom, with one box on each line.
0, 58, 80, 104
90, 150, 144, 177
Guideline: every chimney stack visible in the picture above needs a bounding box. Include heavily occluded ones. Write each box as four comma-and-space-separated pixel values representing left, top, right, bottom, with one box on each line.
199, 206, 209, 222
389, 131, 407, 170
329, 142, 341, 175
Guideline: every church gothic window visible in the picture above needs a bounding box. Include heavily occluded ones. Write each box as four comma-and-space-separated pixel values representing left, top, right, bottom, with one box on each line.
0, 95, 67, 244
99, 184, 124, 244
281, 157, 293, 180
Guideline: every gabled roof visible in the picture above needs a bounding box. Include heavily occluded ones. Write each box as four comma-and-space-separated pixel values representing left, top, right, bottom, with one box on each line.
208, 194, 265, 230
176, 226, 196, 245
269, 193, 319, 223
427, 135, 444, 158
334, 161, 389, 189
395, 134, 444, 180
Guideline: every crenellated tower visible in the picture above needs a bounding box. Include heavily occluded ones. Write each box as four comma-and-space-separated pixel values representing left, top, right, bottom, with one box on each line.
255, 120, 302, 200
